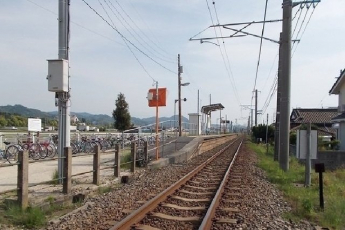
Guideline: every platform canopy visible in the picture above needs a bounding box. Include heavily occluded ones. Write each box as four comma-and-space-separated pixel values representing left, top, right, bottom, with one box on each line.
201, 103, 224, 115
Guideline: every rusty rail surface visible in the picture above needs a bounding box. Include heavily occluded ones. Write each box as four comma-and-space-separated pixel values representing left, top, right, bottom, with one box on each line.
198, 140, 243, 229
110, 137, 242, 230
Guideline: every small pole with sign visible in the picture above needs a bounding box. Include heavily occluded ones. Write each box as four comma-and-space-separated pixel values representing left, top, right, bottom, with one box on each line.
315, 163, 325, 211
147, 86, 167, 161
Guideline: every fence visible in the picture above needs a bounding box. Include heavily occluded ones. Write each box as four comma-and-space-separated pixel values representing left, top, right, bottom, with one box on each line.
0, 120, 198, 150
0, 134, 237, 210
0, 142, 148, 210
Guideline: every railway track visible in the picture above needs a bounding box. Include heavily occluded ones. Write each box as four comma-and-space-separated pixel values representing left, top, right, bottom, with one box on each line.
110, 137, 243, 230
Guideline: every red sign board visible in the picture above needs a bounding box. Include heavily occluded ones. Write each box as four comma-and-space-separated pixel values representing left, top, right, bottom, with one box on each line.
148, 88, 167, 107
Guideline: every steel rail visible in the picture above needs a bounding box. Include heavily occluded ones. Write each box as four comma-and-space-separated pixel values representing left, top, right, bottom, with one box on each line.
110, 138, 240, 230
198, 139, 243, 229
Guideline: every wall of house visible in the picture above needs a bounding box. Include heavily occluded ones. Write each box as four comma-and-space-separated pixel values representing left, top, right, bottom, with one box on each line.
314, 151, 345, 170
340, 83, 345, 106
339, 123, 345, 150
289, 145, 345, 170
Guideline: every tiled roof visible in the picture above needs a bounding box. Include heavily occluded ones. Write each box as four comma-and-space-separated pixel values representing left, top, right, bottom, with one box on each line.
290, 108, 338, 124
331, 113, 345, 122
290, 125, 336, 136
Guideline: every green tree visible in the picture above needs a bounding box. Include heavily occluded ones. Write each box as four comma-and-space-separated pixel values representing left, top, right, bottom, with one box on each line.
112, 93, 131, 131
251, 124, 274, 143
0, 115, 7, 127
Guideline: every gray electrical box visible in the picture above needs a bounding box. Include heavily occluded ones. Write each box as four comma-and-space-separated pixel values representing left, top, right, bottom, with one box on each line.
47, 59, 69, 92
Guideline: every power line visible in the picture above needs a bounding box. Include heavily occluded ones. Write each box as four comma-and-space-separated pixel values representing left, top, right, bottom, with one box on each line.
81, 0, 177, 75
128, 1, 176, 59
204, 0, 241, 106
104, 0, 176, 64
252, 0, 269, 93
212, 1, 241, 106
261, 52, 279, 92
261, 2, 319, 114
114, 0, 176, 63
292, 3, 319, 57
97, 0, 156, 82
25, 0, 125, 46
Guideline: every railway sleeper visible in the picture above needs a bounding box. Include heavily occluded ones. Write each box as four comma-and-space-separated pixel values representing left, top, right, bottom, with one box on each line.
171, 195, 210, 202
161, 203, 206, 211
148, 212, 201, 223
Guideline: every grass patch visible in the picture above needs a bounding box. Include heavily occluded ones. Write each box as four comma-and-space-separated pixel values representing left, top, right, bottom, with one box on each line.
249, 143, 345, 229
4, 205, 46, 229
98, 186, 112, 194
51, 169, 59, 185
120, 149, 132, 169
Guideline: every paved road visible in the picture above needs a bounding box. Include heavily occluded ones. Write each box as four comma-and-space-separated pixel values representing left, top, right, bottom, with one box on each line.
0, 137, 194, 193
0, 153, 116, 193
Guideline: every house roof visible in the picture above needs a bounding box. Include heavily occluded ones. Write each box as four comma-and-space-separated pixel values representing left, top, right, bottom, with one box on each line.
290, 108, 338, 124
329, 69, 345, 94
290, 124, 336, 136
331, 113, 345, 122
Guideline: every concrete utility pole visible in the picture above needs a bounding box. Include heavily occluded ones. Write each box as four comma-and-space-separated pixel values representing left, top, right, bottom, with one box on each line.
274, 33, 283, 161
57, 0, 71, 181
178, 54, 182, 137
266, 113, 269, 154
197, 89, 200, 135
255, 89, 258, 126
279, 0, 292, 171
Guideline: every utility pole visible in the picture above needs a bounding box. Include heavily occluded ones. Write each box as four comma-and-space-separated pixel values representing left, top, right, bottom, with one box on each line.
266, 113, 269, 154
255, 89, 258, 126
57, 0, 70, 182
178, 54, 182, 137
219, 109, 222, 135
275, 33, 283, 161
279, 0, 292, 171
225, 114, 227, 134
209, 94, 212, 131
155, 81, 159, 159
197, 89, 200, 135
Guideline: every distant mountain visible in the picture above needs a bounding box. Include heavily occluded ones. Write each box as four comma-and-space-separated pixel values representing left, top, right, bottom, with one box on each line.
0, 104, 188, 127
0, 104, 51, 118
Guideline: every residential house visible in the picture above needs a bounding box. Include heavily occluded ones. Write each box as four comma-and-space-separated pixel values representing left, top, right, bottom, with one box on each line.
290, 108, 338, 137
329, 69, 345, 150
71, 115, 79, 124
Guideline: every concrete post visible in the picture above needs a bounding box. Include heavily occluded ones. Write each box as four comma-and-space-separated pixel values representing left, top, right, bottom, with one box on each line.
17, 150, 28, 210
274, 33, 283, 161
279, 0, 292, 171
93, 144, 100, 185
131, 142, 136, 173
305, 122, 311, 186
63, 147, 72, 194
114, 144, 120, 178
144, 141, 148, 166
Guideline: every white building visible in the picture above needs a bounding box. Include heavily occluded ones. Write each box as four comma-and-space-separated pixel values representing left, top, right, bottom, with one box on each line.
329, 69, 345, 150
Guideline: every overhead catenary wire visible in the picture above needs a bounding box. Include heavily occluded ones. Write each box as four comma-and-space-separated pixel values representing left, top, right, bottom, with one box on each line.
81, 0, 177, 75
128, 1, 176, 60
212, 1, 241, 106
260, 2, 319, 114
252, 0, 269, 93
113, 0, 176, 63
104, 0, 176, 64
292, 3, 319, 57
25, 0, 125, 46
204, 0, 241, 106
97, 0, 156, 82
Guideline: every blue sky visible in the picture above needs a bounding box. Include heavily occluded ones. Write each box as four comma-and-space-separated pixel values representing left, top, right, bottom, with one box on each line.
0, 0, 343, 125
